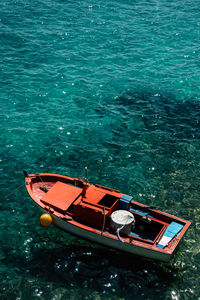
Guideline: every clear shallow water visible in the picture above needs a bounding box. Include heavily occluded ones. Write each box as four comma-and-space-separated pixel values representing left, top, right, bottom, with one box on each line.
1, 0, 200, 299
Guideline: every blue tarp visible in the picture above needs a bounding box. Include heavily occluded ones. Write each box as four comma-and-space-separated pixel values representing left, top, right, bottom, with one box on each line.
118, 194, 133, 210
157, 221, 184, 249
130, 208, 154, 218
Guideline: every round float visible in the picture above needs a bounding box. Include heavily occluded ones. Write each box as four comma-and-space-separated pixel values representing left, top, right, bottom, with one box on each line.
40, 213, 52, 227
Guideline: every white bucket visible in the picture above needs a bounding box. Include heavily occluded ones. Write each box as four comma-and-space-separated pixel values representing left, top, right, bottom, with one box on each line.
110, 210, 135, 235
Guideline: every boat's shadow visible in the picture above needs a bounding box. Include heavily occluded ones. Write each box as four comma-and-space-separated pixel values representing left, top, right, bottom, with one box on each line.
22, 243, 177, 297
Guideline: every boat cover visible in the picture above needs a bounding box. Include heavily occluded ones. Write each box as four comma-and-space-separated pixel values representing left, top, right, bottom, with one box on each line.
157, 221, 184, 249
41, 181, 82, 213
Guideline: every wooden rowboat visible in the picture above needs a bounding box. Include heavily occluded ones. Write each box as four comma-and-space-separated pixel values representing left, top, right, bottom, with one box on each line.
24, 171, 190, 262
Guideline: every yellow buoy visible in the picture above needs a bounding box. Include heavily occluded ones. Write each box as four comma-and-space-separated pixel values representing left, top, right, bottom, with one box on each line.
40, 213, 52, 227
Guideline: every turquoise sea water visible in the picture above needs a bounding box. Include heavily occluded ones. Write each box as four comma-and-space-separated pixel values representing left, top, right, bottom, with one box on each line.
1, 0, 200, 299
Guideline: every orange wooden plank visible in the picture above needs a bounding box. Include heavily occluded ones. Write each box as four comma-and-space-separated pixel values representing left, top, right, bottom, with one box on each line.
41, 181, 81, 213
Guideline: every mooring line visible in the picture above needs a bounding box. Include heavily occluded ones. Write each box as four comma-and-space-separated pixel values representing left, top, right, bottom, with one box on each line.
5, 183, 25, 198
